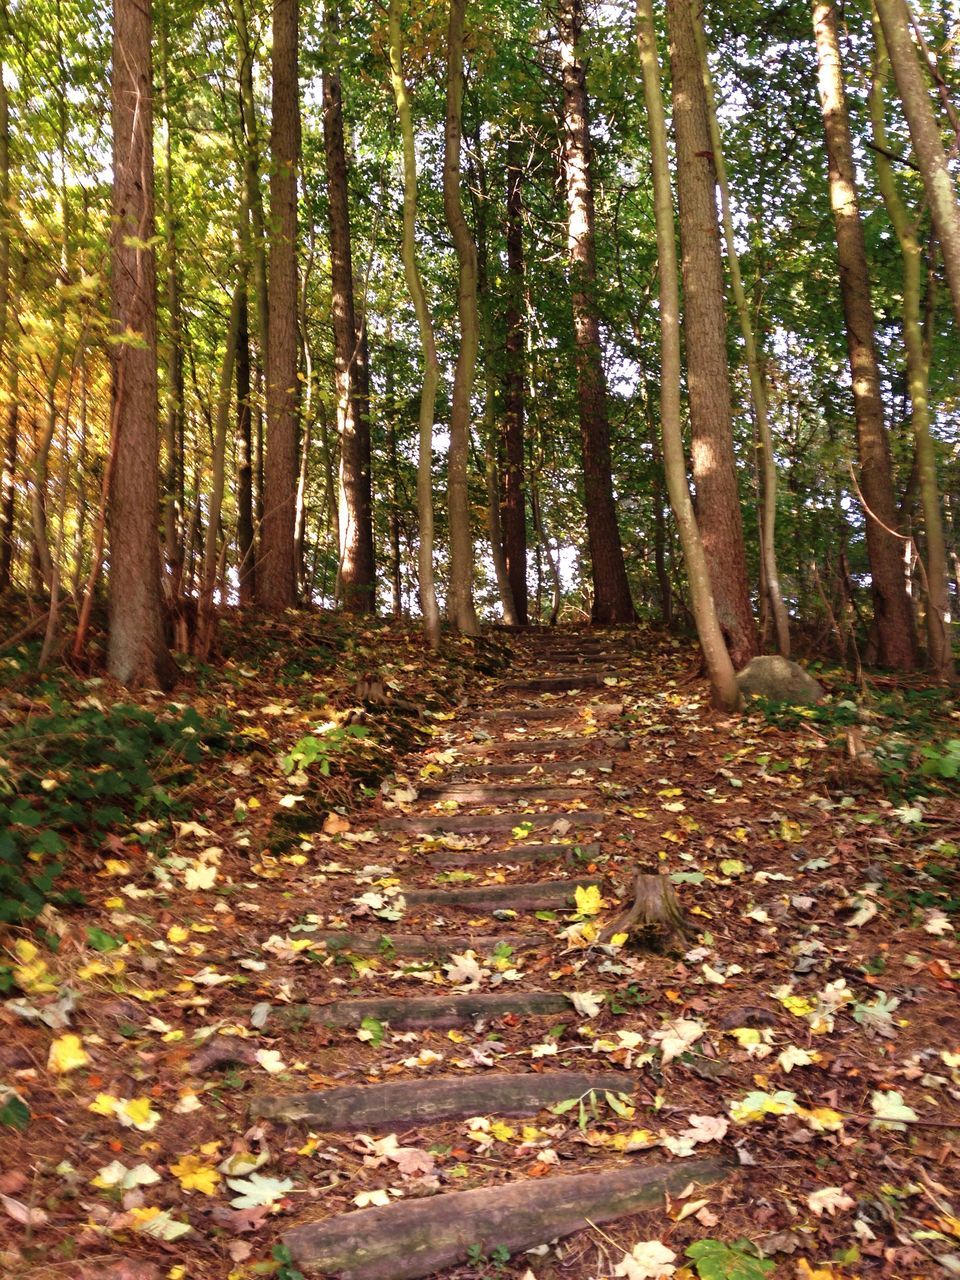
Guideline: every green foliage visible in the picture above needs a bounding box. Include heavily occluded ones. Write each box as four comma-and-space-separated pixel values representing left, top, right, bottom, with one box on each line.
0, 701, 228, 923
0, 1092, 30, 1132
686, 1238, 775, 1280
920, 739, 960, 780
281, 724, 371, 776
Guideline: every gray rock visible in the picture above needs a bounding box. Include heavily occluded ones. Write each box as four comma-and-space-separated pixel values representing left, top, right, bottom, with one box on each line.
736, 655, 826, 705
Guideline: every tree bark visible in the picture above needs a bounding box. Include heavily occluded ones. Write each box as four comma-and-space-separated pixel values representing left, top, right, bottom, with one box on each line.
158, 13, 183, 593
442, 0, 480, 635
870, 11, 952, 677
667, 0, 756, 669
388, 0, 440, 649
874, 0, 960, 330
236, 284, 255, 603
108, 0, 176, 687
691, 5, 789, 659
502, 135, 528, 624
637, 0, 741, 711
558, 0, 634, 625
258, 0, 299, 610
323, 1, 376, 614
813, 0, 918, 670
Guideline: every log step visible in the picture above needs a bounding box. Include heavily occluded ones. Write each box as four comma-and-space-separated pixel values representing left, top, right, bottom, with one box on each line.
252, 1069, 629, 1129
416, 783, 595, 803
379, 809, 608, 834
458, 734, 628, 756
403, 876, 602, 909
452, 759, 613, 778
308, 930, 549, 957
308, 989, 576, 1029
426, 841, 600, 868
284, 1157, 729, 1279
499, 673, 612, 692
481, 702, 624, 722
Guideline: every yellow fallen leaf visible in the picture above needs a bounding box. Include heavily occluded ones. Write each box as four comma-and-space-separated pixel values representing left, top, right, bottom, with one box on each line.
574, 884, 604, 917
170, 1153, 221, 1195
167, 925, 190, 944
118, 1096, 161, 1131
48, 1034, 91, 1074
100, 859, 130, 876
12, 939, 56, 994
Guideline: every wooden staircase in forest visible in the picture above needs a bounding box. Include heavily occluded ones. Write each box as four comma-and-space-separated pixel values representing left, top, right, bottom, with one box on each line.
253, 629, 728, 1278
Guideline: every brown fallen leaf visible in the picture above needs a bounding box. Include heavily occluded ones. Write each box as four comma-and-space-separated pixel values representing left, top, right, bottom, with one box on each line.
1, 1194, 49, 1227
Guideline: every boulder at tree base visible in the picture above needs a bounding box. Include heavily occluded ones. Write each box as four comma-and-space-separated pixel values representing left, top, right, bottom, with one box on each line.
736, 655, 826, 705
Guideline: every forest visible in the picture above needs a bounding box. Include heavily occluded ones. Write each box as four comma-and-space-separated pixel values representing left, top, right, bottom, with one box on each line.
0, 0, 959, 1276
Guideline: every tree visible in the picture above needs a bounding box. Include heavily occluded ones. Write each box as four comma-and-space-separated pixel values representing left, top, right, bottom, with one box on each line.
502, 135, 528, 625
813, 0, 917, 670
108, 0, 176, 687
558, 0, 634, 625
667, 0, 756, 669
258, 0, 299, 610
323, 0, 375, 614
636, 0, 739, 710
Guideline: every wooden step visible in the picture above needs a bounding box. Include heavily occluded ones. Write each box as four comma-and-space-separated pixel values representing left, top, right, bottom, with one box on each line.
499, 673, 611, 692
252, 1069, 629, 1129
482, 702, 624, 722
308, 989, 577, 1029
283, 1157, 728, 1279
403, 876, 601, 910
453, 759, 614, 777
426, 841, 600, 868
417, 783, 594, 803
308, 930, 549, 957
459, 734, 628, 756
379, 809, 607, 834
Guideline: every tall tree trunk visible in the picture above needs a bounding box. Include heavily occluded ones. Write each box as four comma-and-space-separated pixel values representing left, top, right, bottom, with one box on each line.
558, 0, 634, 625
0, 38, 17, 594
388, 0, 440, 649
502, 135, 528, 625
813, 0, 918, 670
236, 284, 255, 603
874, 0, 960, 329
108, 0, 176, 687
691, 5, 789, 658
258, 0, 299, 610
870, 11, 952, 677
234, 0, 269, 355
442, 0, 480, 635
323, 1, 375, 614
158, 13, 183, 593
637, 0, 740, 711
667, 0, 756, 669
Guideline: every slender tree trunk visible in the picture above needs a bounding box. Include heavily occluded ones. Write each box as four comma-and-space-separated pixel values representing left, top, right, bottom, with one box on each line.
236, 285, 255, 603
258, 0, 299, 610
637, 0, 740, 710
108, 0, 176, 687
691, 5, 789, 658
385, 351, 403, 619
158, 14, 183, 592
502, 135, 528, 625
323, 1, 375, 613
234, 0, 269, 355
388, 0, 440, 649
870, 11, 952, 677
667, 0, 756, 668
813, 0, 918, 669
875, 0, 960, 329
558, 0, 634, 625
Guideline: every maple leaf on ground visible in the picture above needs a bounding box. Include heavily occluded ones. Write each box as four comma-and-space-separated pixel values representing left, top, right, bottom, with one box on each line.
683, 1114, 729, 1144
227, 1172, 294, 1209
613, 1239, 677, 1279
807, 1186, 855, 1217
650, 1017, 705, 1065
443, 950, 486, 987
354, 1188, 392, 1207
47, 1033, 91, 1074
870, 1089, 918, 1129
170, 1153, 222, 1195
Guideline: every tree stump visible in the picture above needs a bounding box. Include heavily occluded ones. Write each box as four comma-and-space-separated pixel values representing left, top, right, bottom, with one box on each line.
599, 873, 686, 945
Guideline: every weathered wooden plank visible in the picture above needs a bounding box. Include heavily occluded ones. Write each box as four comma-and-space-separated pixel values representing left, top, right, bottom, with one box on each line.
482, 702, 624, 722
453, 759, 614, 778
379, 809, 608, 834
284, 1158, 729, 1279
499, 673, 610, 692
252, 1070, 630, 1129
308, 990, 575, 1029
403, 876, 601, 909
457, 734, 628, 756
426, 841, 600, 868
307, 930, 549, 957
416, 783, 594, 803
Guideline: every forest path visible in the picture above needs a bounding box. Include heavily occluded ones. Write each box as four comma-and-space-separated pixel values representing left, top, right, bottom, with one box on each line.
263, 628, 729, 1277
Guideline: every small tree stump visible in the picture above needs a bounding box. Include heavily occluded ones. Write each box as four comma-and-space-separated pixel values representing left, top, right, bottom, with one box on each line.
599, 873, 686, 945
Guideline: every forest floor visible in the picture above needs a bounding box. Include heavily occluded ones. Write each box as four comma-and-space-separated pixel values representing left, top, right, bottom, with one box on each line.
0, 616, 958, 1280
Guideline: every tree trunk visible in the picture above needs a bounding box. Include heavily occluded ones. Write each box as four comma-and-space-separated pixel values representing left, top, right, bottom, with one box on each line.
870, 11, 952, 677
442, 0, 480, 635
108, 0, 176, 688
323, 1, 375, 614
388, 0, 440, 649
667, 0, 756, 669
558, 0, 634, 625
258, 0, 299, 610
236, 284, 255, 603
637, 0, 741, 711
158, 14, 183, 594
813, 0, 918, 670
691, 5, 789, 659
502, 135, 528, 625
874, 0, 960, 330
